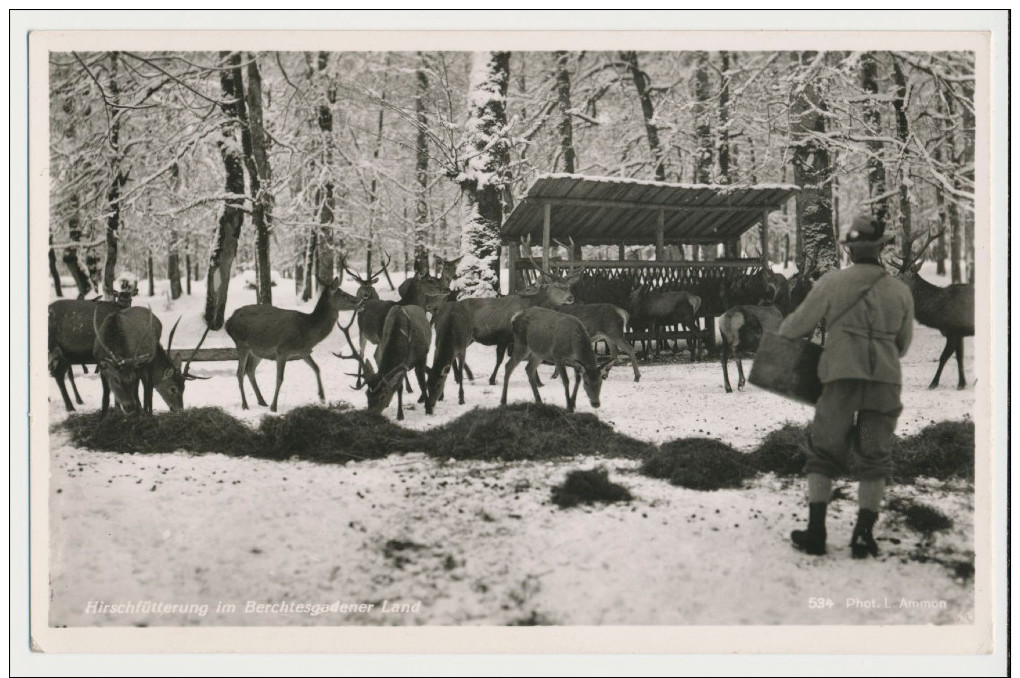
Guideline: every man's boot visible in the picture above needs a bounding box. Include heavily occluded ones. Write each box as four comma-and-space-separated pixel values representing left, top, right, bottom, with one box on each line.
850, 509, 879, 559
791, 502, 827, 555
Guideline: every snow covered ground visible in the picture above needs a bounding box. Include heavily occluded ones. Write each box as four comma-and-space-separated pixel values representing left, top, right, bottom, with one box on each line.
44, 263, 977, 626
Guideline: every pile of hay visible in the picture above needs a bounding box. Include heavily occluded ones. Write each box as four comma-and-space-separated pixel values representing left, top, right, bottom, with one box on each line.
61, 408, 257, 457
257, 403, 422, 462
641, 438, 752, 491
748, 423, 809, 476
551, 467, 633, 508
421, 403, 654, 462
894, 420, 974, 482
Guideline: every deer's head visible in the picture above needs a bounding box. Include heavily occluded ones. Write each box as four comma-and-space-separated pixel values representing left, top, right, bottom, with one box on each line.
580, 358, 614, 409
151, 317, 210, 412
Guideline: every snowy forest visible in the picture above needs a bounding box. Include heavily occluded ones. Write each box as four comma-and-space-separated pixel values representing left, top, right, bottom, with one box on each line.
48, 50, 975, 312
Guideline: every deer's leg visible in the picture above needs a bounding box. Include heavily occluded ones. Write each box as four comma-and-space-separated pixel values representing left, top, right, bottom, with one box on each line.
396, 380, 405, 421
462, 360, 474, 382
929, 336, 956, 389
270, 359, 286, 412
405, 373, 414, 396
489, 343, 507, 385
141, 372, 154, 414
414, 364, 428, 403
454, 357, 466, 405
304, 355, 325, 402
54, 363, 76, 412
524, 358, 543, 405
499, 345, 526, 406
736, 357, 747, 390
100, 374, 110, 416
615, 337, 641, 383
570, 366, 583, 410
247, 357, 268, 406
955, 336, 967, 389
554, 360, 573, 411
721, 340, 734, 393
236, 349, 251, 410
66, 364, 84, 405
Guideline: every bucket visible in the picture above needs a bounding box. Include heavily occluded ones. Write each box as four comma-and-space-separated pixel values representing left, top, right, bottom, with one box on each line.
748, 331, 824, 405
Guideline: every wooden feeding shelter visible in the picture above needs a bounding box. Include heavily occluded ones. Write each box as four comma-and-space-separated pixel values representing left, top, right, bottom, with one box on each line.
500, 173, 798, 346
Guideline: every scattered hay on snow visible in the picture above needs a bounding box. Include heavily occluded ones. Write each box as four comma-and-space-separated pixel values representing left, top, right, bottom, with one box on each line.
887, 497, 954, 533
421, 403, 654, 462
894, 420, 974, 482
641, 438, 752, 491
551, 467, 633, 508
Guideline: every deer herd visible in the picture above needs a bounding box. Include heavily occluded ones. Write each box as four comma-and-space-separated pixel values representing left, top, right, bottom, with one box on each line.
48, 230, 974, 420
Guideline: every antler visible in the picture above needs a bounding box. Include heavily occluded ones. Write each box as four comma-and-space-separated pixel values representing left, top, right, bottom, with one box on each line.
182, 324, 211, 380
370, 251, 392, 281
520, 233, 551, 281
93, 308, 114, 360
341, 258, 367, 285
896, 228, 945, 273
333, 313, 374, 388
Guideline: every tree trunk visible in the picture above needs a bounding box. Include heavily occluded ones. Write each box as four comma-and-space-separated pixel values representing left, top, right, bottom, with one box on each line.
693, 51, 715, 261
554, 51, 576, 174
454, 51, 511, 297
242, 53, 273, 305
62, 206, 91, 298
790, 53, 839, 274
311, 51, 337, 287
204, 51, 246, 330
717, 51, 732, 184
890, 57, 912, 262
860, 52, 889, 229
49, 235, 63, 297
620, 51, 666, 181
302, 231, 317, 301
146, 252, 155, 296
184, 235, 192, 295
102, 51, 124, 300
168, 232, 182, 299
413, 52, 431, 277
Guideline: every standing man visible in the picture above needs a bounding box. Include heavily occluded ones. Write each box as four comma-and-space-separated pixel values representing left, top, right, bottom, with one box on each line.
779, 215, 915, 558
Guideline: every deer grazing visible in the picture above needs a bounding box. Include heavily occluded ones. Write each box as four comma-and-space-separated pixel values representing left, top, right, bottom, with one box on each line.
92, 306, 162, 414
627, 286, 703, 359
226, 276, 360, 411
50, 299, 206, 412
890, 229, 974, 389
423, 300, 475, 415
336, 306, 432, 421
458, 244, 577, 385
549, 303, 640, 382
719, 303, 785, 393
500, 307, 613, 413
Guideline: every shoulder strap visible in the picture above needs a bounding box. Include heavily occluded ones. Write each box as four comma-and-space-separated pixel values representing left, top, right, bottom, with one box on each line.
827, 269, 887, 327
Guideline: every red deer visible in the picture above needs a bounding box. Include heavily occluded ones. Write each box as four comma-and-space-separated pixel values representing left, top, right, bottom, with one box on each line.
398, 254, 461, 310
93, 307, 160, 414
50, 299, 205, 412
628, 286, 702, 359
500, 307, 613, 413
423, 300, 475, 414
225, 276, 360, 411
719, 303, 785, 393
336, 306, 432, 421
890, 230, 974, 389
459, 269, 577, 385
549, 303, 640, 382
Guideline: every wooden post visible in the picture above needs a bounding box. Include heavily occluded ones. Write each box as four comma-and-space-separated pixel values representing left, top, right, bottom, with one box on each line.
542, 202, 552, 273
508, 240, 520, 294
618, 241, 625, 261
760, 209, 770, 264
655, 209, 665, 260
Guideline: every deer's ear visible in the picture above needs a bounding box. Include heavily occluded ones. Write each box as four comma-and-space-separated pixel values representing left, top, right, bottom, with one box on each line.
370, 277, 380, 285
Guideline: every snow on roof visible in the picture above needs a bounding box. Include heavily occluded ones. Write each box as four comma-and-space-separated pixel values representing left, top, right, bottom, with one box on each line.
529, 172, 800, 194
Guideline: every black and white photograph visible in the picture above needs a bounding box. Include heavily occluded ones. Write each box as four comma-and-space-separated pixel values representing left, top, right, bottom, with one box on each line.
16, 10, 1007, 667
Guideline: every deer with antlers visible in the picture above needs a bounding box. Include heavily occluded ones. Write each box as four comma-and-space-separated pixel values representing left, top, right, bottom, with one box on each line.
335, 305, 432, 421
890, 229, 974, 389
226, 275, 361, 411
